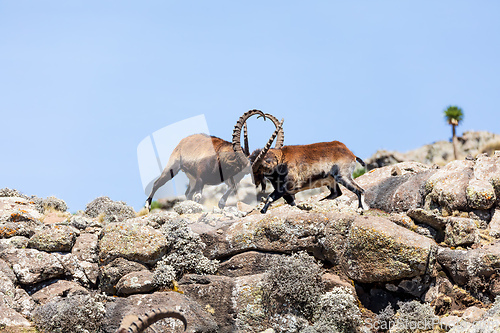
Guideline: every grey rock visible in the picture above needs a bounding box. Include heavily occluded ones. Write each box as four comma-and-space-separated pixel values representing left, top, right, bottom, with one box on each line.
98, 221, 168, 265
466, 178, 496, 210
52, 252, 96, 287
173, 200, 204, 215
72, 233, 98, 262
0, 270, 16, 302
462, 306, 486, 323
0, 258, 16, 283
425, 160, 474, 212
98, 257, 148, 295
0, 236, 30, 249
341, 216, 437, 283
70, 215, 98, 229
408, 208, 448, 230
0, 248, 65, 285
489, 209, 500, 238
84, 196, 136, 221
0, 306, 31, 327
218, 251, 281, 277
354, 163, 435, 213
474, 154, 500, 203
28, 224, 78, 252
31, 280, 89, 305
437, 242, 500, 285
116, 270, 155, 296
445, 217, 478, 247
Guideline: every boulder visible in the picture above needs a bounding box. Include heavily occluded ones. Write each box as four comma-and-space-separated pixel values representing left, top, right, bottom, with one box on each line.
437, 242, 500, 286
444, 217, 478, 247
31, 280, 89, 305
0, 306, 31, 327
0, 270, 16, 303
321, 273, 355, 293
0, 257, 16, 283
69, 215, 99, 230
0, 248, 65, 285
0, 197, 43, 223
425, 160, 474, 212
98, 222, 168, 265
474, 154, 500, 203
341, 216, 437, 283
489, 209, 500, 238
407, 208, 448, 230
84, 196, 136, 222
72, 233, 98, 262
466, 179, 496, 210
98, 257, 148, 294
0, 236, 29, 250
218, 251, 281, 277
173, 200, 204, 214
341, 162, 436, 213
116, 270, 155, 296
200, 208, 336, 260
27, 225, 78, 252
52, 252, 98, 287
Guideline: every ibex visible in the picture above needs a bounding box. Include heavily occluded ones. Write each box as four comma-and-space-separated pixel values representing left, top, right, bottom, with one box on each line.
116, 307, 187, 333
237, 138, 367, 214
145, 110, 284, 210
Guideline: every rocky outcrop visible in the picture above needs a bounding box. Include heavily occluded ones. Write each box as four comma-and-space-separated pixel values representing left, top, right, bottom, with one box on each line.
2, 153, 500, 333
366, 130, 500, 169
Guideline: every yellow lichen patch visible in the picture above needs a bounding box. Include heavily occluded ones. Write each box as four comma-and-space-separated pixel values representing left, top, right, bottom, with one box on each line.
10, 213, 23, 222
172, 280, 184, 294
0, 226, 18, 238
205, 304, 215, 315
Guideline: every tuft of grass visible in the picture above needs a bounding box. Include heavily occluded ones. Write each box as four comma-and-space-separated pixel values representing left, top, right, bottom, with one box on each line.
353, 167, 366, 179
136, 207, 149, 217
150, 200, 163, 210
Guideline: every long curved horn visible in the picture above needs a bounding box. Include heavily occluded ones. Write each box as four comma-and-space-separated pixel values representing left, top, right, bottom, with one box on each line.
243, 122, 249, 156
116, 308, 187, 333
251, 118, 284, 173
232, 109, 266, 156
264, 113, 285, 148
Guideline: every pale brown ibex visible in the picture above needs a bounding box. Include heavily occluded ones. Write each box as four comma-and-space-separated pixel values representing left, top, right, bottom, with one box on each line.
145, 110, 284, 210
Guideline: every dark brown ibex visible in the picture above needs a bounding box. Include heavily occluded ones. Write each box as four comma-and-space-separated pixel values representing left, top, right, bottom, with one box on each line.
241, 139, 367, 214
116, 307, 187, 333
145, 110, 284, 210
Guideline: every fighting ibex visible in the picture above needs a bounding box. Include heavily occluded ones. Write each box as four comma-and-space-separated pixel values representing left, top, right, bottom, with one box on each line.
239, 136, 367, 214
145, 110, 284, 210
116, 307, 187, 333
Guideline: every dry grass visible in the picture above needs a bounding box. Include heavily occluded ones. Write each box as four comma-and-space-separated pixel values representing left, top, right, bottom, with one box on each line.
40, 207, 71, 224
136, 207, 149, 217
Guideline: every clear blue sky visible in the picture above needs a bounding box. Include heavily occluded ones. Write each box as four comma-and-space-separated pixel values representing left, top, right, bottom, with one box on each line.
1, 1, 499, 212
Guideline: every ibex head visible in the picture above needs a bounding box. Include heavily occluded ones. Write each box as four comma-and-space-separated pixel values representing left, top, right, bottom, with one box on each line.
232, 111, 284, 188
